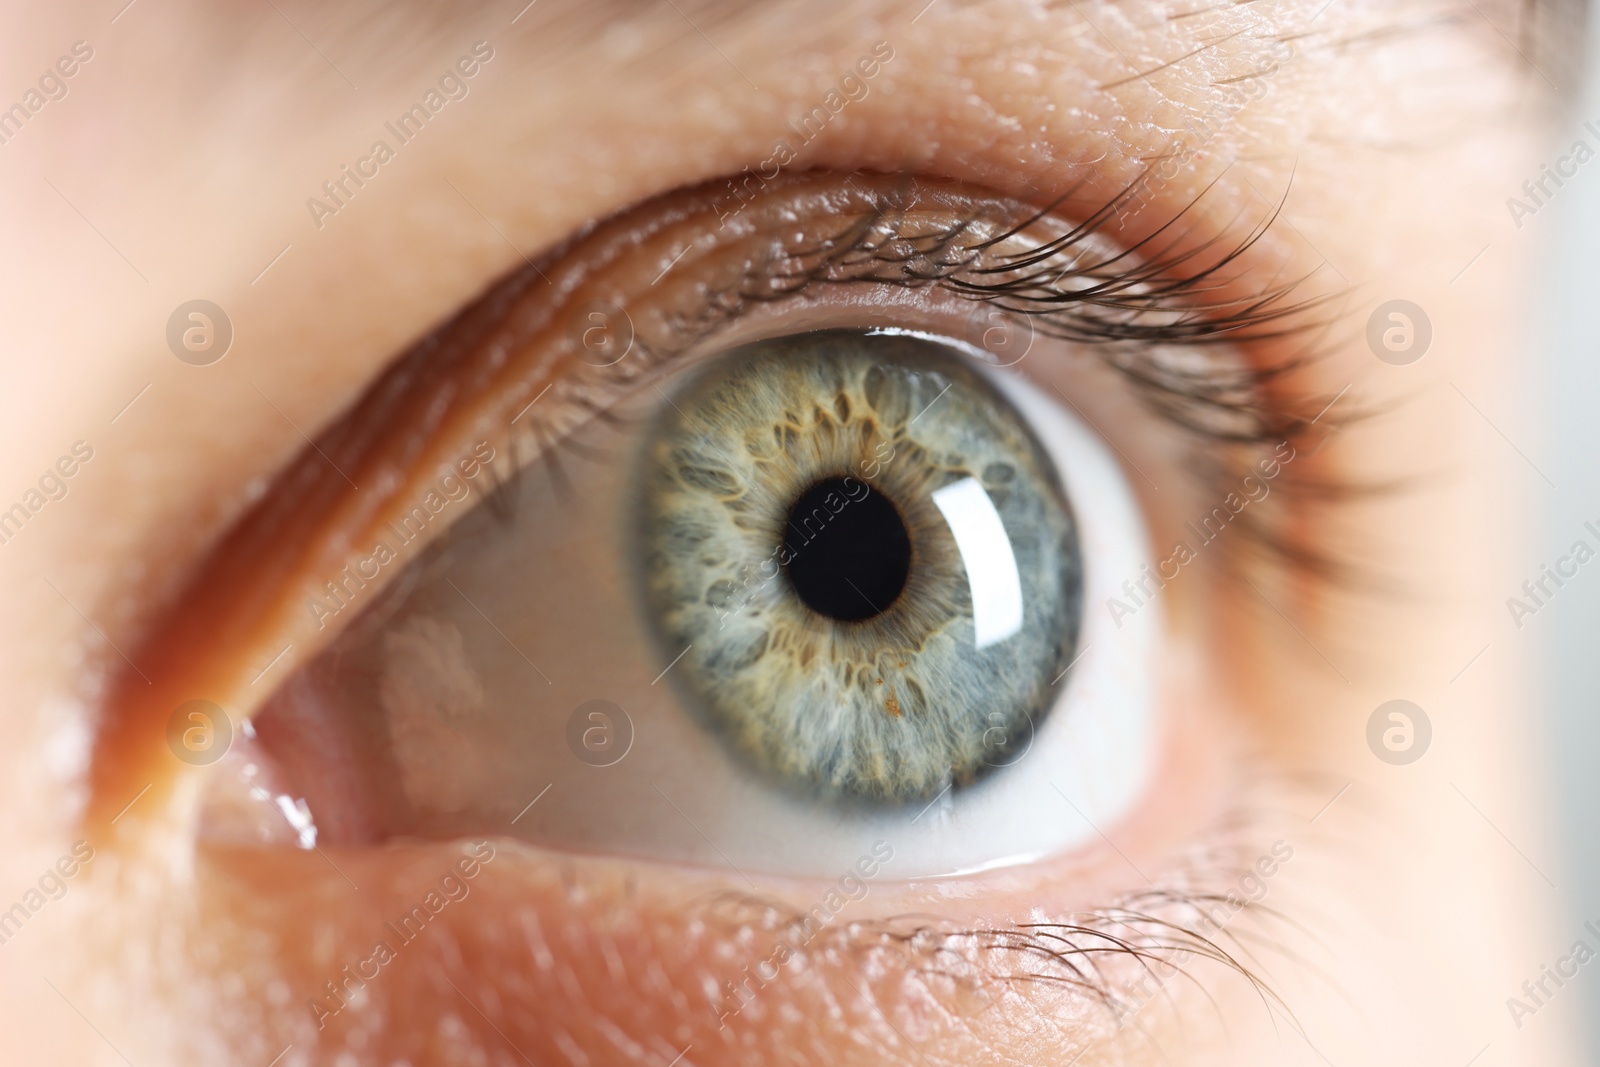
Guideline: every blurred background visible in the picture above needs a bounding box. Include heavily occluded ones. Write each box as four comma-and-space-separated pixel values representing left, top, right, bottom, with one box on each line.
1542, 0, 1599, 1053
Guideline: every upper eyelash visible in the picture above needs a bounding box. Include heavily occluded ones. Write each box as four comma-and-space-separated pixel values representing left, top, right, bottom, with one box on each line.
503, 170, 1355, 587
806, 172, 1343, 443
515, 168, 1348, 455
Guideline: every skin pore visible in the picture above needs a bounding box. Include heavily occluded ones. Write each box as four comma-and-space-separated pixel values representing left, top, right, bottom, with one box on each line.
0, 0, 1584, 1064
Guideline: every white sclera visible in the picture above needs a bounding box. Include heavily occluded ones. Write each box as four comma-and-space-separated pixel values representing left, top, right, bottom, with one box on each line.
360, 345, 1162, 880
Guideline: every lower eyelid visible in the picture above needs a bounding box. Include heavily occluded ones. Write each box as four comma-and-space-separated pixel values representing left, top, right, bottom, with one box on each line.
184, 684, 1271, 1064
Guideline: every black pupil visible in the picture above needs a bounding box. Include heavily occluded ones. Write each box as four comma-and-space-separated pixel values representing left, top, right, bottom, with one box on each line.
783, 477, 911, 622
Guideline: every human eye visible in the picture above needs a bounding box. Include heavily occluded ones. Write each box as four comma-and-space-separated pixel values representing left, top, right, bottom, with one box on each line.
196, 173, 1200, 878
107, 162, 1325, 1052
17, 2, 1581, 1065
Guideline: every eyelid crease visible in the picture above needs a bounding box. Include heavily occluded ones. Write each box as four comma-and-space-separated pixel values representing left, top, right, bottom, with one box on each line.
86, 168, 1347, 838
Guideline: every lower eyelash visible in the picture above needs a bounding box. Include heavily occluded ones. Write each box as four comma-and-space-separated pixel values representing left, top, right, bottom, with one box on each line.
698, 781, 1302, 1053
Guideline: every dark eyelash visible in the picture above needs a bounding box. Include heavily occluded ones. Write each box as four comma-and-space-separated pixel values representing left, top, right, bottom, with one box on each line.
697, 786, 1310, 1056
706, 896, 1288, 1028
693, 168, 1344, 445
507, 170, 1357, 591
509, 169, 1344, 444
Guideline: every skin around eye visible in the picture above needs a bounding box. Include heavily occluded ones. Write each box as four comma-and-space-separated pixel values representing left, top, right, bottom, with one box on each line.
69, 162, 1361, 1067
2, 2, 1578, 1066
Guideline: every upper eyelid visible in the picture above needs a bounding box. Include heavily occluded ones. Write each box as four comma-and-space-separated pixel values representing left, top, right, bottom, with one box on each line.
506, 170, 1333, 456
730, 176, 1331, 438
84, 167, 1329, 833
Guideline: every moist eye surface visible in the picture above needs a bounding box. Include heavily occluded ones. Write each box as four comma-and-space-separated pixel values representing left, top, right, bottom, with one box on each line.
208, 306, 1156, 876
636, 330, 1084, 803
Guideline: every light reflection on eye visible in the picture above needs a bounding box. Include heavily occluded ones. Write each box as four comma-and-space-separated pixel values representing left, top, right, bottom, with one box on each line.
930, 476, 1025, 650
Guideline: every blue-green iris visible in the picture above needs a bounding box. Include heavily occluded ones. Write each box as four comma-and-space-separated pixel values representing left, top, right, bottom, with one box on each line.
635, 330, 1082, 802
